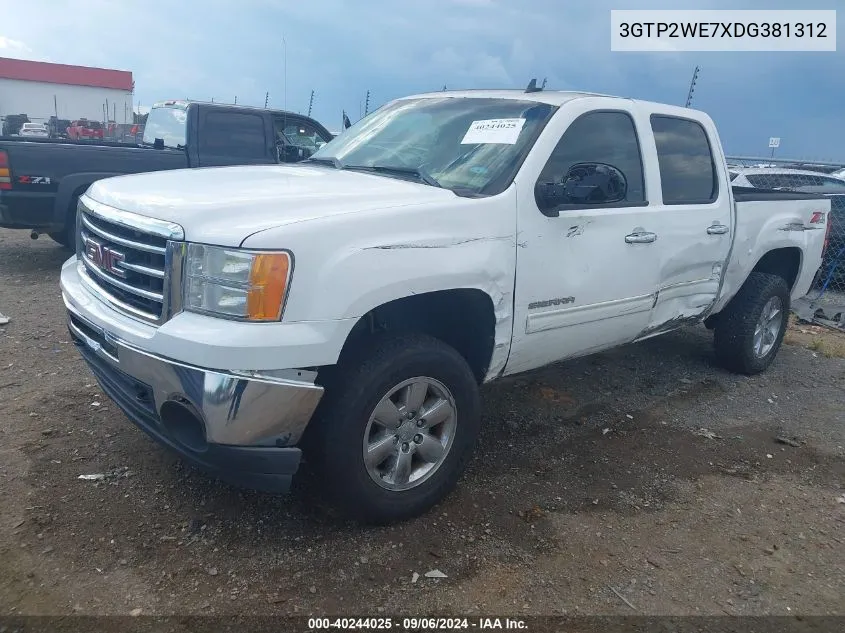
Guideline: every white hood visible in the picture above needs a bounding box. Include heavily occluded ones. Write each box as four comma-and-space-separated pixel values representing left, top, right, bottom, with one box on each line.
85, 164, 456, 246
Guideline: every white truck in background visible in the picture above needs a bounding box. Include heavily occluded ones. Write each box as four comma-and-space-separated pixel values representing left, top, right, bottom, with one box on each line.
60, 88, 830, 523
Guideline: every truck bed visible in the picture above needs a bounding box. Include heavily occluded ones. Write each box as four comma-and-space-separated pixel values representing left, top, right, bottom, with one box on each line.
0, 136, 141, 149
0, 139, 188, 232
712, 188, 832, 315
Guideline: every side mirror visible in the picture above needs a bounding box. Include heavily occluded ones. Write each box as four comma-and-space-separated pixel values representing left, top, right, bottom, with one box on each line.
535, 162, 628, 217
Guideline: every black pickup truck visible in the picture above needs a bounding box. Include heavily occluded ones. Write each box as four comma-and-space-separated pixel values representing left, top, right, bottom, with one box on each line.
0, 100, 334, 247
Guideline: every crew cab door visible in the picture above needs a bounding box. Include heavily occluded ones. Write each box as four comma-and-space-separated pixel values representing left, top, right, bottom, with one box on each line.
636, 111, 733, 338
196, 107, 276, 167
506, 99, 661, 375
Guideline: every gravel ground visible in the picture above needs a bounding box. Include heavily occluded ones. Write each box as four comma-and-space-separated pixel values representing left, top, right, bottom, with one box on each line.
1, 227, 844, 617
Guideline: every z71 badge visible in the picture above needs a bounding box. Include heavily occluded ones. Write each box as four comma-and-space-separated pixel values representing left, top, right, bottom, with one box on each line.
18, 175, 52, 185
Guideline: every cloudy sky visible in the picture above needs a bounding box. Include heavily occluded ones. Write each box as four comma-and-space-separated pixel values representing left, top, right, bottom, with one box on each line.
1, 0, 842, 159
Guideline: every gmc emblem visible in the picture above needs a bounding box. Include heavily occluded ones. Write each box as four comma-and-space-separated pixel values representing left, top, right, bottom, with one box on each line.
84, 237, 127, 278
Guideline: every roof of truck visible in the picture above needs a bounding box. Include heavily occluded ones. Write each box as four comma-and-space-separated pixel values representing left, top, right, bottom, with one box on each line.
404, 89, 614, 105
151, 99, 326, 123
403, 89, 708, 118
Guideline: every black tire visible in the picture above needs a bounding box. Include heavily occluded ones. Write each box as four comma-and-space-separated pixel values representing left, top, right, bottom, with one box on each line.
305, 332, 481, 524
48, 195, 79, 249
713, 272, 790, 375
47, 228, 71, 248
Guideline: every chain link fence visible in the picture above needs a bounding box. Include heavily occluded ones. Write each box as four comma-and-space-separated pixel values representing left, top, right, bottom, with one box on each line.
726, 158, 845, 327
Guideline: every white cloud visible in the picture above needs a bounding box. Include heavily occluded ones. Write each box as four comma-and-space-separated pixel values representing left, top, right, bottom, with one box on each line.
0, 36, 33, 55
428, 47, 511, 86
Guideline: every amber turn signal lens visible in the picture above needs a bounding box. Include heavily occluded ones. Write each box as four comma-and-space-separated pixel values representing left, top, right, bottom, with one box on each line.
246, 253, 291, 320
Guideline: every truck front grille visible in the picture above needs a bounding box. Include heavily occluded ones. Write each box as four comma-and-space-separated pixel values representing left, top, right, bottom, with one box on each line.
76, 197, 184, 324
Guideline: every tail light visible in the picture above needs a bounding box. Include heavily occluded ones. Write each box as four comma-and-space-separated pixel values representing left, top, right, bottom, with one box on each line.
809, 210, 829, 255
0, 150, 11, 190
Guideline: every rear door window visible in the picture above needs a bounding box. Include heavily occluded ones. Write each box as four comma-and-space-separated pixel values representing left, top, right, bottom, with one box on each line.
143, 106, 188, 149
650, 115, 718, 204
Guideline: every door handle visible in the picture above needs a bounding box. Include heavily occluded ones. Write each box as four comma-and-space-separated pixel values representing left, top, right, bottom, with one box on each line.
625, 231, 657, 244
707, 224, 729, 235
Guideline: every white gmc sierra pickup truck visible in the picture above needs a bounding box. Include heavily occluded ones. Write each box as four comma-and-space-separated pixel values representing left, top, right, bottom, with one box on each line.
60, 89, 830, 523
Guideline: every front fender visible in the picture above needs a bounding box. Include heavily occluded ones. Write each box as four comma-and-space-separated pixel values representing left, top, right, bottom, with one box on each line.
241, 191, 519, 378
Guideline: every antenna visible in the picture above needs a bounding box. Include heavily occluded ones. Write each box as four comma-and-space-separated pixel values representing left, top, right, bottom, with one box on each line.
264, 92, 269, 108
282, 36, 288, 133
364, 90, 371, 116
308, 90, 314, 117
685, 65, 700, 108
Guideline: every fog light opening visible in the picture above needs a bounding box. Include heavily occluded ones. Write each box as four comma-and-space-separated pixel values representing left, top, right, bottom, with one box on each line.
160, 400, 208, 453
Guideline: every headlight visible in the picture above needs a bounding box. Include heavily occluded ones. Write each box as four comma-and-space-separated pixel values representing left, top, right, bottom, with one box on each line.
184, 244, 292, 321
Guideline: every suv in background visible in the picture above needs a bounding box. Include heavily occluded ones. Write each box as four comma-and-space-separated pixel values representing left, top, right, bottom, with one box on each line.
48, 117, 72, 139
2, 114, 30, 136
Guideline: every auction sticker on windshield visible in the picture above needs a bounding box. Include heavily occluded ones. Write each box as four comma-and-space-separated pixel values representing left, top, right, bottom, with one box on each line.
461, 118, 526, 144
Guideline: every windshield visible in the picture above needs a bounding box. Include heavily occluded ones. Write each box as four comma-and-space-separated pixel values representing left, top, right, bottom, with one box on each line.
311, 97, 556, 195
142, 105, 188, 149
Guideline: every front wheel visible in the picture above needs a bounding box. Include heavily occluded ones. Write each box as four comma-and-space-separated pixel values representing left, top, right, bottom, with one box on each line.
305, 333, 481, 524
713, 272, 790, 375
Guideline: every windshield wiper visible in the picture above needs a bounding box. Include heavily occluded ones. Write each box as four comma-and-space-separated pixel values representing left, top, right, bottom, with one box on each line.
345, 164, 442, 188
304, 156, 345, 169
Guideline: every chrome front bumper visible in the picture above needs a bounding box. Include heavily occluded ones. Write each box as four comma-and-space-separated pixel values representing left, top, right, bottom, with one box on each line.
64, 299, 324, 449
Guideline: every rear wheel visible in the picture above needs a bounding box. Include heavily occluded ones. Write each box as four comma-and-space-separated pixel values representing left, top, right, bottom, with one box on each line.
713, 272, 790, 375
48, 195, 79, 249
305, 333, 481, 524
